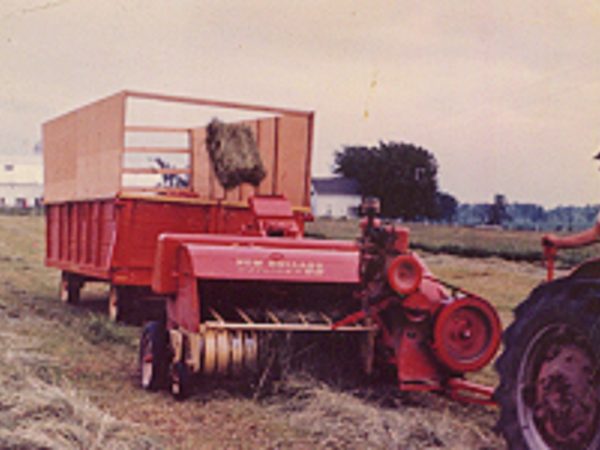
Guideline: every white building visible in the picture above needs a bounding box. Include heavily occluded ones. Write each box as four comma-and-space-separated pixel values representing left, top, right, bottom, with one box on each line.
0, 155, 43, 208
311, 177, 361, 218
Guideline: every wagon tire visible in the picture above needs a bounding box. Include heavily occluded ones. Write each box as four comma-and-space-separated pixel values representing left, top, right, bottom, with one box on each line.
495, 278, 600, 450
108, 285, 135, 322
60, 272, 82, 305
139, 321, 169, 391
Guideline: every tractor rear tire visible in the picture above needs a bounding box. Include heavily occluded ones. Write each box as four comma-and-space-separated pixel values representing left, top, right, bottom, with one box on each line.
495, 278, 600, 450
139, 321, 169, 391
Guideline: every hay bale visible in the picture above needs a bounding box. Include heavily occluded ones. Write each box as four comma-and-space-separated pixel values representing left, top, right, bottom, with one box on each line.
206, 119, 267, 190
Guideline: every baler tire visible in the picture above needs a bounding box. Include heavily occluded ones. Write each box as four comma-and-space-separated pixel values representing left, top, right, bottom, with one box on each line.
171, 361, 192, 401
495, 278, 600, 450
139, 321, 169, 391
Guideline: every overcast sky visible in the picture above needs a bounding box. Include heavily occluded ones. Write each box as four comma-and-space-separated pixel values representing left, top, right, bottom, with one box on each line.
2, 0, 600, 207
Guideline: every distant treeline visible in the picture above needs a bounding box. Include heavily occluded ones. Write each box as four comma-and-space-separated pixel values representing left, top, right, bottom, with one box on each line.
456, 203, 600, 232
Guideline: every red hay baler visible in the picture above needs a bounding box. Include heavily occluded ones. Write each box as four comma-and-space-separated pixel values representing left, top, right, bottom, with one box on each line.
142, 196, 502, 401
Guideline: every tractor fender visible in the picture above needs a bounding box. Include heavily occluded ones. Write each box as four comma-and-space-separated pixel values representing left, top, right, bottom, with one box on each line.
568, 257, 600, 280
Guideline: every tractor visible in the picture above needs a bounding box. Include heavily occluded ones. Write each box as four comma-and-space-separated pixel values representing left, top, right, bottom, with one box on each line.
495, 243, 600, 449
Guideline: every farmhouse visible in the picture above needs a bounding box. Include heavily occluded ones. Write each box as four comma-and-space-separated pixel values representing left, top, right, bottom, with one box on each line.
0, 155, 43, 208
311, 176, 361, 218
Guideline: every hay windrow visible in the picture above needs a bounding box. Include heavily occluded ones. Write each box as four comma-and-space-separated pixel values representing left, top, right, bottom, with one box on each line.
268, 378, 501, 450
206, 119, 266, 190
0, 327, 161, 450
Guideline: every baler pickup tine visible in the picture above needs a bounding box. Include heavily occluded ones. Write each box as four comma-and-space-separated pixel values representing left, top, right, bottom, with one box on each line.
266, 310, 280, 324
319, 312, 333, 325
235, 307, 254, 324
298, 312, 309, 324
209, 307, 226, 323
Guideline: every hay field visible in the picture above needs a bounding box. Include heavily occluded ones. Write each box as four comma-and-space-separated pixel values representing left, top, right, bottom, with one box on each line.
0, 215, 554, 449
307, 217, 600, 267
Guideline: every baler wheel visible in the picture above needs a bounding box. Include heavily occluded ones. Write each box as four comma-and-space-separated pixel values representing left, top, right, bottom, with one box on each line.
171, 361, 192, 400
139, 321, 169, 391
495, 279, 600, 450
60, 272, 82, 305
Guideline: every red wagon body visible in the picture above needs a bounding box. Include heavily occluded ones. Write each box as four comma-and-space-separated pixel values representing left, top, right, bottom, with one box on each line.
45, 197, 272, 285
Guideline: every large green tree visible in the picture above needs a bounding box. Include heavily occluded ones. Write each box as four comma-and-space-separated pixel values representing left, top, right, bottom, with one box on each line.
334, 142, 439, 219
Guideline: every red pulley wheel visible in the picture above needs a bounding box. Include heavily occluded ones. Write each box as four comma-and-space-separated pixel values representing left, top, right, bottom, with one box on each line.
387, 254, 423, 295
433, 296, 502, 373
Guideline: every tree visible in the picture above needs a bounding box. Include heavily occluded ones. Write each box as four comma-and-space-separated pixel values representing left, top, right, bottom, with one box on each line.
334, 142, 438, 220
334, 142, 439, 219
487, 194, 511, 226
435, 191, 458, 223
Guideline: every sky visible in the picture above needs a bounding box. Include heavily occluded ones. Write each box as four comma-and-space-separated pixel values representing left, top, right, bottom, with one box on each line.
2, 0, 600, 207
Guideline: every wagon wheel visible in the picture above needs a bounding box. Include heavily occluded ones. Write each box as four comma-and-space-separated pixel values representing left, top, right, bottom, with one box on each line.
139, 321, 169, 391
108, 285, 136, 322
495, 279, 600, 450
59, 271, 82, 305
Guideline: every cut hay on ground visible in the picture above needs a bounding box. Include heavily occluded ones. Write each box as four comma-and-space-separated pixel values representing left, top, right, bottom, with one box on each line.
269, 377, 500, 450
0, 324, 161, 450
206, 119, 266, 190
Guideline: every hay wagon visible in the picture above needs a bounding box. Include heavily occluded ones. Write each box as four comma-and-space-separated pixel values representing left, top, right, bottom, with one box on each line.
43, 91, 314, 320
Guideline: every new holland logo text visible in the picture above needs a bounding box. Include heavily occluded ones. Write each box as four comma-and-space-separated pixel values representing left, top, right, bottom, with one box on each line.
235, 257, 325, 276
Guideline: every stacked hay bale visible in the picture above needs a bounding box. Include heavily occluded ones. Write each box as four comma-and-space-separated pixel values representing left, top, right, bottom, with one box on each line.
206, 119, 266, 190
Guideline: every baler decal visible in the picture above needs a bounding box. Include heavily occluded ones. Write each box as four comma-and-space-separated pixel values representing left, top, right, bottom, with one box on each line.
235, 257, 325, 277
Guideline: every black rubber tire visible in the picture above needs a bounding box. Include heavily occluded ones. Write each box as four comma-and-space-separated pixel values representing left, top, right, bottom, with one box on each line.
139, 321, 169, 391
109, 285, 139, 324
495, 277, 600, 450
60, 272, 82, 305
171, 361, 192, 401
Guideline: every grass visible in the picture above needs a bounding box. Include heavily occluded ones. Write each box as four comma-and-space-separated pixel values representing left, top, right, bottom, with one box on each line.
0, 214, 559, 449
307, 217, 600, 267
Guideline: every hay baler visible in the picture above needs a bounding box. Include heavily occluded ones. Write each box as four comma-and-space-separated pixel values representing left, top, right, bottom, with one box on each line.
141, 197, 502, 401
